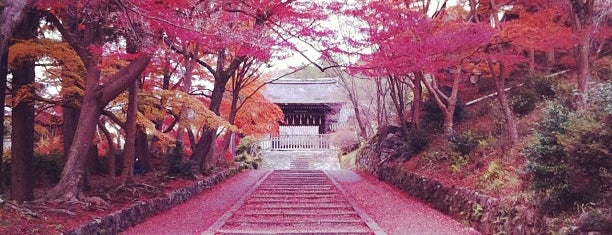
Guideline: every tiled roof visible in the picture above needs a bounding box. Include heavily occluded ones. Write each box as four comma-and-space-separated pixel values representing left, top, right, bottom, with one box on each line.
262, 77, 349, 104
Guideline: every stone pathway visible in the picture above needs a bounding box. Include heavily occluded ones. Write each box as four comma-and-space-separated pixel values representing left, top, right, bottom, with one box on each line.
202, 170, 385, 234
123, 151, 478, 235
259, 150, 341, 170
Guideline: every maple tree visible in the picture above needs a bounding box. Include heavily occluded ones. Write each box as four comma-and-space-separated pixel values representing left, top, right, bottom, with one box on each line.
217, 58, 283, 158
32, 0, 152, 201
143, 0, 337, 171
350, 0, 493, 136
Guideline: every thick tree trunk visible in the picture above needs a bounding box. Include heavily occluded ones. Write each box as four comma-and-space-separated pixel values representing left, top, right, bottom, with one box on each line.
118, 81, 138, 185
46, 54, 150, 201
0, 0, 28, 65
136, 128, 153, 172
194, 128, 216, 170
46, 63, 102, 200
0, 52, 7, 194
10, 10, 38, 203
192, 49, 244, 171
10, 54, 35, 203
192, 75, 228, 171
62, 106, 80, 158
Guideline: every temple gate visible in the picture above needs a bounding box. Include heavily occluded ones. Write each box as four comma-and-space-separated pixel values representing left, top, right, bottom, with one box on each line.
260, 78, 349, 150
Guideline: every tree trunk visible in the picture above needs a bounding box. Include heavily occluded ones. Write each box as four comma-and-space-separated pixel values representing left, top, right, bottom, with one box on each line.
10, 10, 38, 203
62, 106, 80, 159
192, 74, 229, 171
194, 128, 217, 171
10, 54, 35, 203
488, 60, 519, 146
191, 49, 244, 171
98, 121, 116, 177
545, 49, 555, 70
575, 36, 591, 111
337, 72, 368, 139
0, 52, 7, 194
219, 80, 240, 159
411, 72, 424, 130
422, 72, 460, 136
442, 108, 455, 136
388, 76, 410, 140
529, 48, 536, 72
46, 61, 102, 200
45, 54, 150, 201
118, 80, 138, 185
569, 0, 594, 111
136, 128, 153, 172
0, 0, 28, 65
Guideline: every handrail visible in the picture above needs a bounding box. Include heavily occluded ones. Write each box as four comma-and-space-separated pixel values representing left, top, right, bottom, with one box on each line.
258, 134, 336, 151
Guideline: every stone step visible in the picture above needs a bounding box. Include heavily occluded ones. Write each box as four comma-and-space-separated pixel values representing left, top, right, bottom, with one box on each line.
225, 219, 365, 225
246, 198, 347, 203
210, 170, 376, 235
252, 192, 338, 196
242, 203, 352, 210
215, 228, 372, 235
233, 211, 359, 217
217, 224, 371, 234
250, 194, 339, 199
258, 184, 335, 189
231, 208, 357, 215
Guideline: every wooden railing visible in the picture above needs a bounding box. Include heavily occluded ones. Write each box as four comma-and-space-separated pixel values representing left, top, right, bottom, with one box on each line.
259, 134, 335, 151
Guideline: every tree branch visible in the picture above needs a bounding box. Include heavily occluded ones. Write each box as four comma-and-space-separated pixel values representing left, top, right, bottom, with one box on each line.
98, 54, 151, 106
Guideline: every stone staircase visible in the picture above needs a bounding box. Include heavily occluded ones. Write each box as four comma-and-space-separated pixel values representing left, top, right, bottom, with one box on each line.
203, 170, 385, 234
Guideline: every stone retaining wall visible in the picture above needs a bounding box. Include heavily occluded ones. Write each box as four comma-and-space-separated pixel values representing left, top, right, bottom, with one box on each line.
63, 168, 241, 235
377, 167, 543, 235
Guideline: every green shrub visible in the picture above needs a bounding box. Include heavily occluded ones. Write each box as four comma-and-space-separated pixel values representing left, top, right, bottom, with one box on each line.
510, 88, 539, 116
449, 131, 479, 156
478, 160, 520, 192
234, 136, 262, 169
526, 73, 557, 99
422, 97, 466, 133
559, 112, 612, 203
523, 102, 572, 214
166, 142, 194, 177
450, 154, 469, 173
407, 128, 430, 154
34, 153, 64, 184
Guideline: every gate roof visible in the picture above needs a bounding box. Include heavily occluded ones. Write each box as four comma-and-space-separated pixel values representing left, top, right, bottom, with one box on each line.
262, 77, 349, 104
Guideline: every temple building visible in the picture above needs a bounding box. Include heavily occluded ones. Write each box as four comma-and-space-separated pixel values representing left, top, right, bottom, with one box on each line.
262, 77, 352, 136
